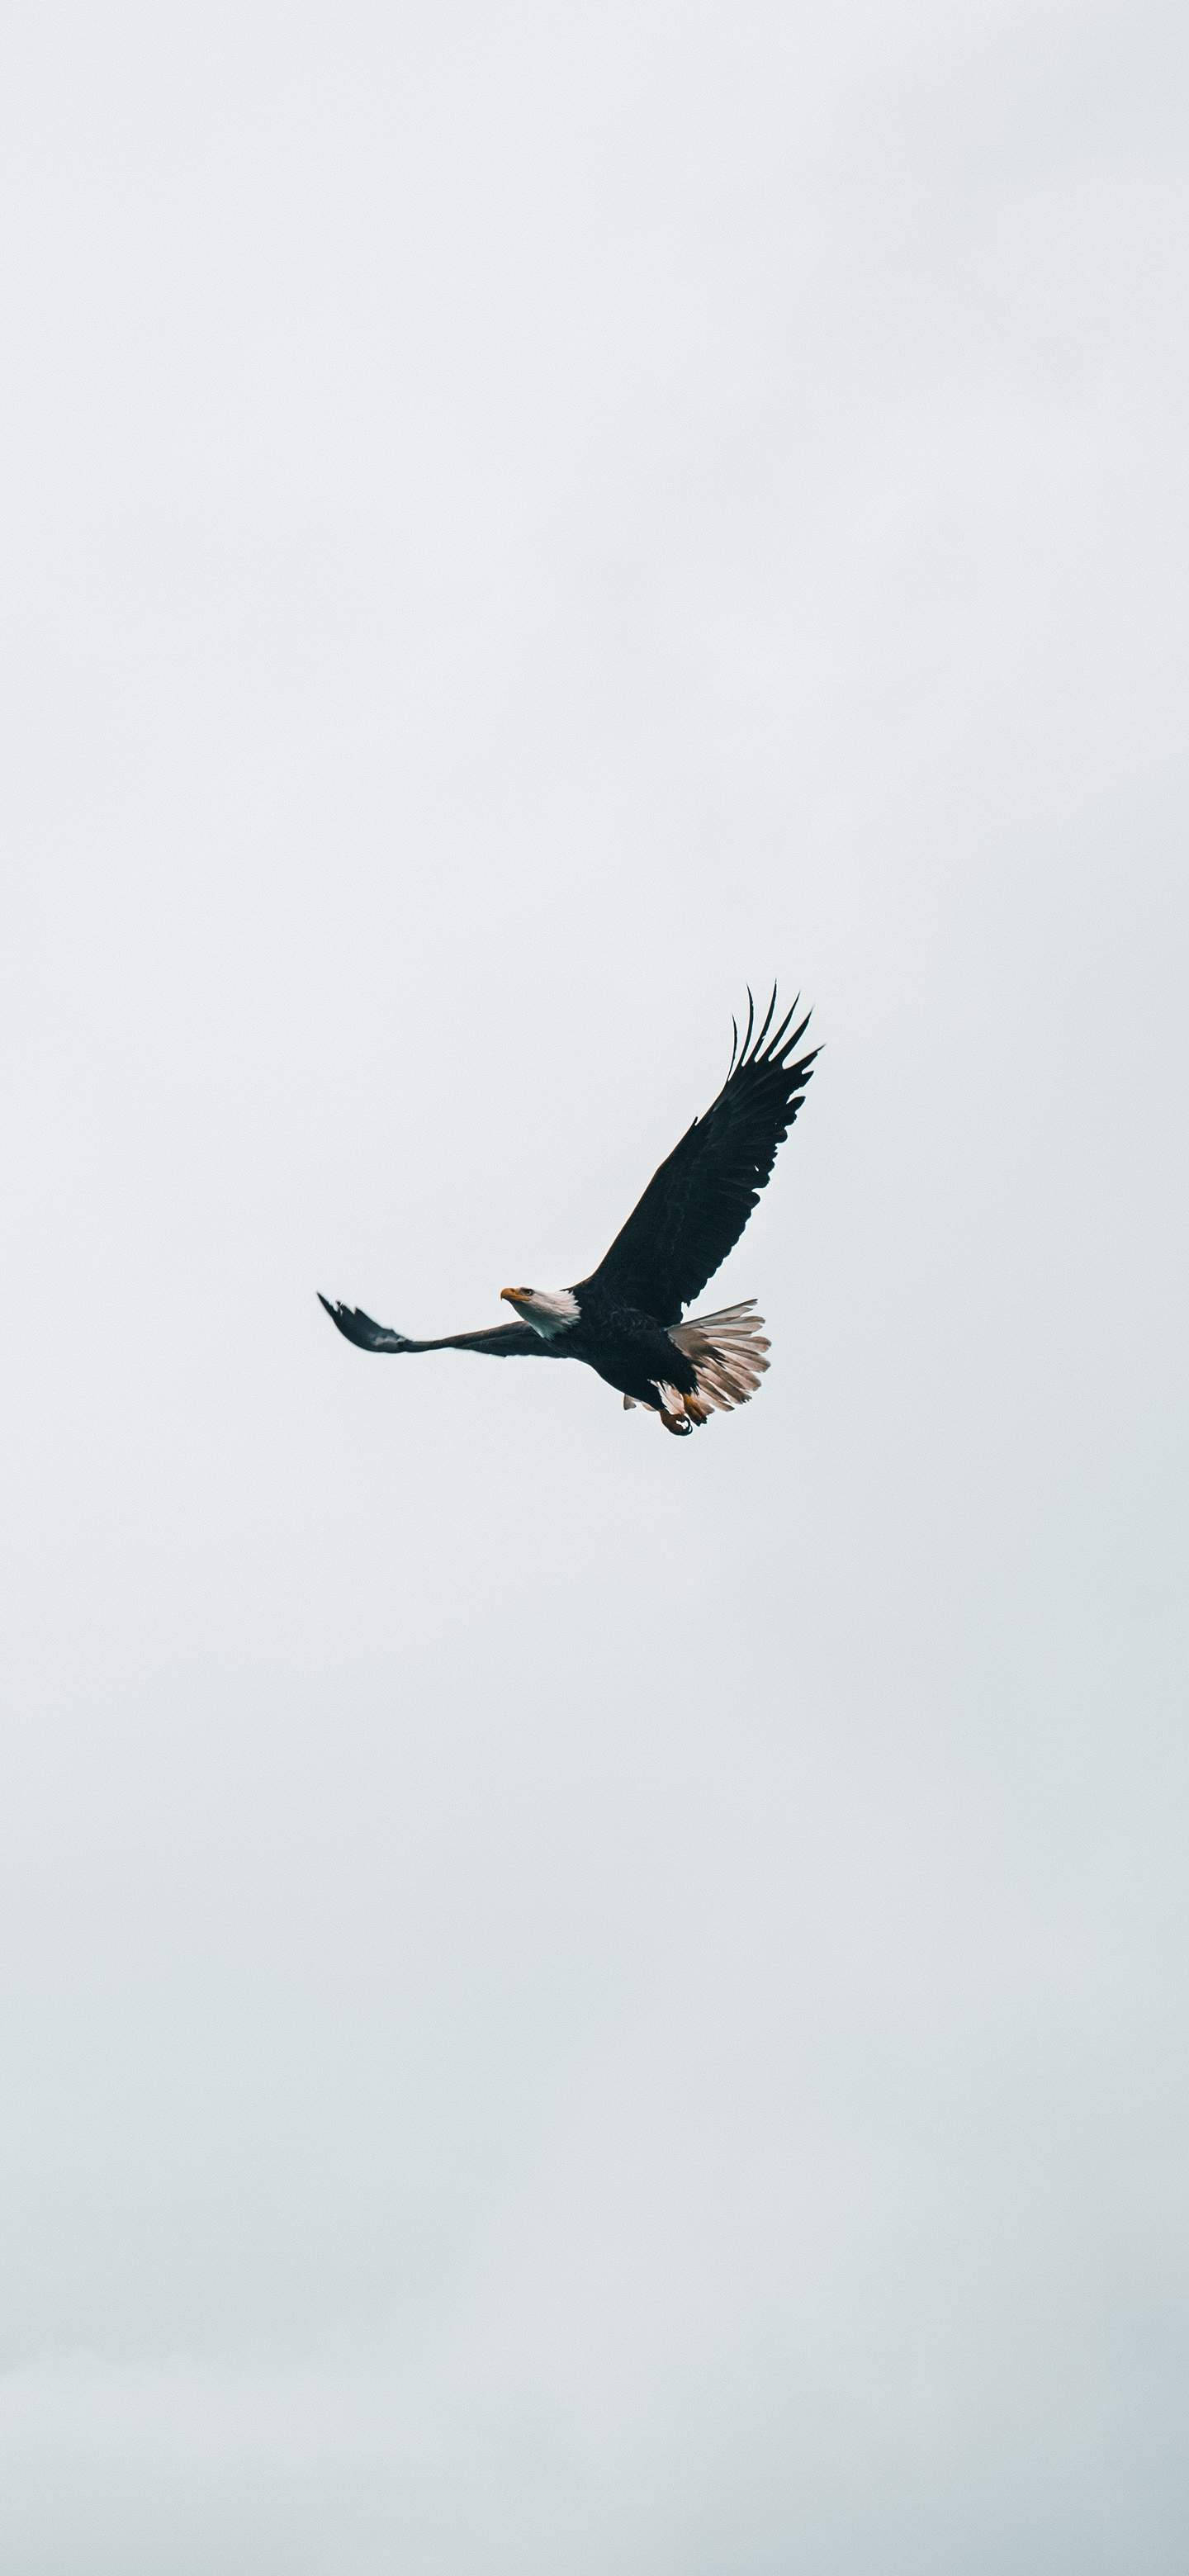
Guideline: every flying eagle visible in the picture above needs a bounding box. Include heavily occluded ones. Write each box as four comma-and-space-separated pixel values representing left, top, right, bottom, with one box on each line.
320, 987, 818, 1437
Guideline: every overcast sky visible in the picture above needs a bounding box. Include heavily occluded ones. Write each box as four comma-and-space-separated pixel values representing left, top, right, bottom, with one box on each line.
2, 3, 1187, 2569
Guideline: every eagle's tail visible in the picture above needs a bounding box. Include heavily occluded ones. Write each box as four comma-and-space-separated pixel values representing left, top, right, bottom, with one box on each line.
668, 1299, 770, 1425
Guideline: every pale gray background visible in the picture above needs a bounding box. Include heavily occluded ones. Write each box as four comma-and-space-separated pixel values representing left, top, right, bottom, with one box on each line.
2, 3, 1187, 2569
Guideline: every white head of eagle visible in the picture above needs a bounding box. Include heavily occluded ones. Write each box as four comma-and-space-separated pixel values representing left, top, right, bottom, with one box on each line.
500, 1285, 580, 1338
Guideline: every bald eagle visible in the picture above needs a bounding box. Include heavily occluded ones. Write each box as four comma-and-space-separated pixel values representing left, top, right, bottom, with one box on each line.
320, 987, 818, 1437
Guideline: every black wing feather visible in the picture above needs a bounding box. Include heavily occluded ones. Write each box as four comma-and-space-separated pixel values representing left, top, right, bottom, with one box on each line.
317, 1297, 553, 1357
580, 985, 818, 1320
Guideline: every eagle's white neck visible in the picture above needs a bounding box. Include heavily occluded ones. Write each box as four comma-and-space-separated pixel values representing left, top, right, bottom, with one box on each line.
512, 1286, 580, 1338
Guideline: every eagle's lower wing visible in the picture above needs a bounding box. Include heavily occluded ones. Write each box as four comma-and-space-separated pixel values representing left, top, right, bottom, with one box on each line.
579, 988, 818, 1321
317, 1297, 557, 1357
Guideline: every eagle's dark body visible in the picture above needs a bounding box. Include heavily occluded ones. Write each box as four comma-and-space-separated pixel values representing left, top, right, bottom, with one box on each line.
320, 987, 818, 1437
561, 1291, 703, 1411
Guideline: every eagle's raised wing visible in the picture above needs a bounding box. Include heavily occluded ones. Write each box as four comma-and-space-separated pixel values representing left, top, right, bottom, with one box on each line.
580, 988, 818, 1322
317, 1298, 557, 1357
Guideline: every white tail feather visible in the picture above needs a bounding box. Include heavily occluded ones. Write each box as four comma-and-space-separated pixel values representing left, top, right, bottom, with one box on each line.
668, 1299, 770, 1419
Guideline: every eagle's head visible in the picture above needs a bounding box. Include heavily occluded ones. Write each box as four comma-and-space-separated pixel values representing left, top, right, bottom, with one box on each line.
500, 1285, 580, 1338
